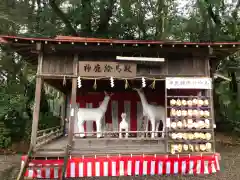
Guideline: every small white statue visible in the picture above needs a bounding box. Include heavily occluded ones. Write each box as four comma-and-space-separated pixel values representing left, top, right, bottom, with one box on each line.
119, 113, 129, 138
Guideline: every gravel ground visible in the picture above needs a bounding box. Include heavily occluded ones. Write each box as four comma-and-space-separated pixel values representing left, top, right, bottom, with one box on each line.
1, 142, 240, 180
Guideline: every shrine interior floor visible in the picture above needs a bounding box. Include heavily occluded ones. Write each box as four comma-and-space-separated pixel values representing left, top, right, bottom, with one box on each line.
35, 136, 165, 157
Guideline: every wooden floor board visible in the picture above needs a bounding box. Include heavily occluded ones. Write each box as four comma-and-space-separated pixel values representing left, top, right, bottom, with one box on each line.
36, 136, 165, 156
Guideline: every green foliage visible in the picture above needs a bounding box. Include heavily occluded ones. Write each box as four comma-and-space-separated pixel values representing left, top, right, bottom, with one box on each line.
215, 73, 240, 133
0, 121, 11, 148
0, 52, 62, 148
39, 112, 61, 130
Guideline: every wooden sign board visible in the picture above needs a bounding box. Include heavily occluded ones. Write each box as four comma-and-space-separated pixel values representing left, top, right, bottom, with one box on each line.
166, 77, 212, 89
79, 61, 136, 77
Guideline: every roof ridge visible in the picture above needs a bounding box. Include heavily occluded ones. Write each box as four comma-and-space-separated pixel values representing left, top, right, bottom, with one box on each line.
0, 35, 239, 45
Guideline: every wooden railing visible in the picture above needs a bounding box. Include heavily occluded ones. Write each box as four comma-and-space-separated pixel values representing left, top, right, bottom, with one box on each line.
36, 126, 63, 148
73, 130, 166, 139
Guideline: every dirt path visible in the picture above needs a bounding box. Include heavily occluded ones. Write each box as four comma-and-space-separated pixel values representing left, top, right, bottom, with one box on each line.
1, 141, 240, 180
0, 154, 21, 180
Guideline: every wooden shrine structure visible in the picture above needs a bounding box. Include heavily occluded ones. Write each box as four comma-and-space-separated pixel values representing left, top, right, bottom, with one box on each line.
0, 35, 239, 179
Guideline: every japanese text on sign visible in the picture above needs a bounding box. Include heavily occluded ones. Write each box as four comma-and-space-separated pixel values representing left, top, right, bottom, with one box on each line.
166, 77, 212, 89
79, 61, 136, 77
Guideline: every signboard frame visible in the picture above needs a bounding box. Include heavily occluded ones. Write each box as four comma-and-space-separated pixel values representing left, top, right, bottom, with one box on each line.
79, 61, 137, 78
165, 77, 212, 89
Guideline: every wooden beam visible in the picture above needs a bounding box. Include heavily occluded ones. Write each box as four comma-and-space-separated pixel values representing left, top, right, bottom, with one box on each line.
30, 52, 43, 147
37, 73, 209, 79
32, 150, 216, 157
68, 54, 78, 146
38, 74, 77, 79
44, 45, 210, 55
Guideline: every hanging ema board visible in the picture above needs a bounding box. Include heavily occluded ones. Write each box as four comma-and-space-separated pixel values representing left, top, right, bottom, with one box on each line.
165, 76, 215, 155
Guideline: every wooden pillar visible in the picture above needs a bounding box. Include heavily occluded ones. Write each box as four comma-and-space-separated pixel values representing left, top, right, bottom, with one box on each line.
61, 94, 68, 135
205, 57, 216, 152
236, 71, 240, 103
61, 94, 66, 127
30, 45, 43, 147
68, 54, 78, 146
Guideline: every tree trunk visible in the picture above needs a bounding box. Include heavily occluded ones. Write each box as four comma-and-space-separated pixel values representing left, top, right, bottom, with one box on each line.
96, 0, 116, 37
80, 0, 92, 36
